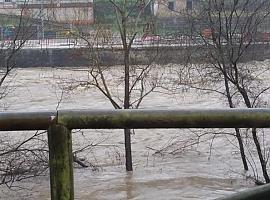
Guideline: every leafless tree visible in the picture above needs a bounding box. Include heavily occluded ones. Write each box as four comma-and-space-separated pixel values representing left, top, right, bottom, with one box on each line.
0, 1, 46, 188
0, 1, 37, 100
0, 0, 79, 188
62, 0, 162, 171
0, 131, 49, 188
178, 0, 270, 183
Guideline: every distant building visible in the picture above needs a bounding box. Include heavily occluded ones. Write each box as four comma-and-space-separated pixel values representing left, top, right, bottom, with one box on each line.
154, 0, 199, 17
93, 0, 155, 24
0, 0, 94, 25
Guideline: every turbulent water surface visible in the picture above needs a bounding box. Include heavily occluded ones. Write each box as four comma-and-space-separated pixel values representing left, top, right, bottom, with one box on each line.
1, 62, 270, 199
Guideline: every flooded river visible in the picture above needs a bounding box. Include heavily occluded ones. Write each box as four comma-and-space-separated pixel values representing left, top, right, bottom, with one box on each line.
1, 62, 269, 199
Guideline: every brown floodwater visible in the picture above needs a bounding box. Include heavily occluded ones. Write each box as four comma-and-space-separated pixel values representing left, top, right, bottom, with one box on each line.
1, 62, 270, 199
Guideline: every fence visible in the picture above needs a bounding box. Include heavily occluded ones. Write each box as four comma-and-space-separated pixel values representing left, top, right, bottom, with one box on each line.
1, 109, 270, 200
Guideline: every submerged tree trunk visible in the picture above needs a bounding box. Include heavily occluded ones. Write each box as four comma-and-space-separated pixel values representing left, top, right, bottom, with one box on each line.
123, 47, 133, 171
122, 3, 132, 171
223, 72, 249, 171
235, 128, 249, 171
252, 128, 270, 183
237, 85, 269, 182
124, 129, 132, 171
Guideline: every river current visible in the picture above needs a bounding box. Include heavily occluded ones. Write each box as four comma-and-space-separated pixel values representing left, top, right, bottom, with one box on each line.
1, 62, 270, 199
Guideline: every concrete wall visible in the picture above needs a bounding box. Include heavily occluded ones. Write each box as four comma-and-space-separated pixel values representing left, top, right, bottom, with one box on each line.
4, 43, 270, 68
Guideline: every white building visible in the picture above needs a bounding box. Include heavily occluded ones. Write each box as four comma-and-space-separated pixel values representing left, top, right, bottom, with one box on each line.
154, 0, 198, 17
0, 0, 94, 25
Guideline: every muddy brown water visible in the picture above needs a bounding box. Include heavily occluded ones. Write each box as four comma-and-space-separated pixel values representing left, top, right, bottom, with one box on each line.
1, 62, 270, 199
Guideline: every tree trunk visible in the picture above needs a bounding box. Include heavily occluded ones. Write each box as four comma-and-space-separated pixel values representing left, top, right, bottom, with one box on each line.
123, 48, 133, 171
235, 128, 249, 171
122, 8, 133, 171
223, 72, 249, 171
124, 129, 133, 171
252, 128, 270, 183
237, 85, 269, 182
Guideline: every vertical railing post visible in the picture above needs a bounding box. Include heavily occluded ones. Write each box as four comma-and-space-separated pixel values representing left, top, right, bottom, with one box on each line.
47, 124, 74, 200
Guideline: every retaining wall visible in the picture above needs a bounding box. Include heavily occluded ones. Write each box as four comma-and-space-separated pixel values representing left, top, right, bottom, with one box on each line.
3, 43, 270, 68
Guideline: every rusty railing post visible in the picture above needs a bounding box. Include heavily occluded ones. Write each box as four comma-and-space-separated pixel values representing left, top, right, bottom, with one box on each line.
47, 124, 74, 200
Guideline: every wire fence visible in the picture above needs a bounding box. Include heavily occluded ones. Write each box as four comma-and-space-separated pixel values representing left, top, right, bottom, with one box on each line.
1, 18, 270, 49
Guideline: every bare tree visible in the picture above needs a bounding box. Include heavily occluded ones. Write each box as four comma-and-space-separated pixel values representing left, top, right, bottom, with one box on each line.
0, 1, 46, 188
0, 131, 49, 188
0, 1, 37, 100
62, 0, 162, 171
180, 0, 270, 183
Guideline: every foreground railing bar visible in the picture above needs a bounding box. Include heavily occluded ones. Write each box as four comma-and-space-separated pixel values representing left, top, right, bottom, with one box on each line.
58, 109, 270, 129
2, 109, 270, 200
0, 111, 56, 131
2, 109, 270, 131
216, 183, 270, 200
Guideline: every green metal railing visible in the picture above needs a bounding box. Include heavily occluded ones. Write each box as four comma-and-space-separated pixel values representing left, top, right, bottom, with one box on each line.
1, 108, 270, 200
216, 182, 270, 200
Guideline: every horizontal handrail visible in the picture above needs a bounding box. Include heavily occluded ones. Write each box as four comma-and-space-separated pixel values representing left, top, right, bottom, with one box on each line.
216, 183, 270, 200
1, 108, 270, 200
0, 111, 56, 131
57, 109, 270, 129
2, 109, 270, 131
